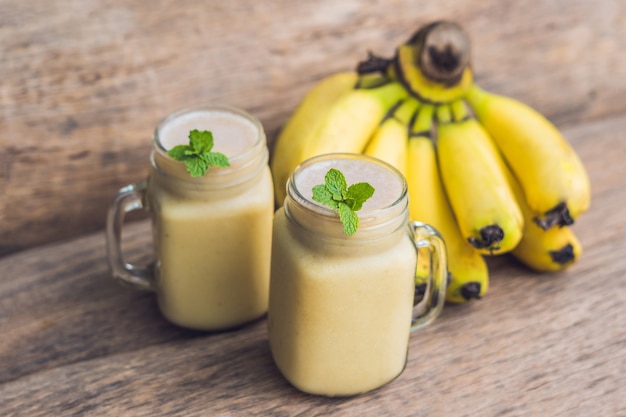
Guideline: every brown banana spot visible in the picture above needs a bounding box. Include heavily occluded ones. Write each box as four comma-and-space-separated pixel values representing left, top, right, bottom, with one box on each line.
549, 243, 576, 265
414, 283, 427, 306
460, 282, 482, 300
534, 202, 575, 230
467, 224, 504, 250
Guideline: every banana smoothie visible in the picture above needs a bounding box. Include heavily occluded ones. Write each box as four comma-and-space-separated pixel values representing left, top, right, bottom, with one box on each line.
147, 107, 274, 330
268, 155, 419, 396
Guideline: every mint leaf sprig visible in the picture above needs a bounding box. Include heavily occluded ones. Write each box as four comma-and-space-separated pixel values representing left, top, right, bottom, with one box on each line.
167, 129, 230, 177
312, 168, 375, 236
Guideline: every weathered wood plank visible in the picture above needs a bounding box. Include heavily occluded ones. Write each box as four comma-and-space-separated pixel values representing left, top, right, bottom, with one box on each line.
1, 116, 625, 416
0, 223, 205, 384
0, 202, 624, 416
1, 0, 625, 254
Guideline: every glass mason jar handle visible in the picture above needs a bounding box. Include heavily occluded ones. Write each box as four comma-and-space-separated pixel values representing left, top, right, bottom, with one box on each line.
105, 181, 155, 291
408, 221, 448, 332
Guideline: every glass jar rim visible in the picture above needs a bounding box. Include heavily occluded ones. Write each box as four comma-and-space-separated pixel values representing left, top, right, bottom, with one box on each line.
288, 153, 408, 218
150, 104, 268, 188
285, 153, 409, 239
153, 104, 265, 166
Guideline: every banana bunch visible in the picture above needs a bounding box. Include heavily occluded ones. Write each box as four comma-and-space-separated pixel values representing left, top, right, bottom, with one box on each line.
271, 21, 590, 303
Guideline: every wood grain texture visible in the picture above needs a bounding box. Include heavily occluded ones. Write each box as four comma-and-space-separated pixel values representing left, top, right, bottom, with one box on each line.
1, 116, 625, 416
1, 0, 625, 254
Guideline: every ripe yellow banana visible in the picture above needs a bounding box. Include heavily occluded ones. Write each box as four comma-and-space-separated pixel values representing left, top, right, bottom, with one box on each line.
271, 72, 358, 205
435, 100, 523, 255
388, 21, 473, 104
408, 104, 489, 303
502, 162, 583, 271
466, 85, 591, 229
272, 77, 407, 206
513, 222, 582, 272
300, 81, 407, 157
364, 98, 419, 177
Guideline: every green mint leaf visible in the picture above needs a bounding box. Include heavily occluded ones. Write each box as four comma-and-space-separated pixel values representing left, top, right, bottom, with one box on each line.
312, 184, 339, 209
338, 202, 358, 236
189, 129, 214, 154
168, 145, 191, 161
184, 157, 209, 177
312, 168, 375, 236
169, 129, 230, 177
325, 168, 347, 200
346, 182, 376, 211
202, 152, 230, 168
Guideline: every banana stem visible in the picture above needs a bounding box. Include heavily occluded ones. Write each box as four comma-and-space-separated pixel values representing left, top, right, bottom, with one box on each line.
394, 99, 420, 124
466, 84, 489, 111
435, 104, 452, 124
411, 105, 435, 136
451, 100, 469, 122
410, 21, 471, 85
357, 51, 392, 75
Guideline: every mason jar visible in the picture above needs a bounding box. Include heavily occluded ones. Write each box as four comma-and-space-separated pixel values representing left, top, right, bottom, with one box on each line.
268, 153, 447, 396
106, 105, 274, 331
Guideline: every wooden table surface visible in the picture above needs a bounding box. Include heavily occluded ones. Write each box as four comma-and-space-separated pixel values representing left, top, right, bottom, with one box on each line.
1, 115, 625, 416
2, 1, 626, 414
